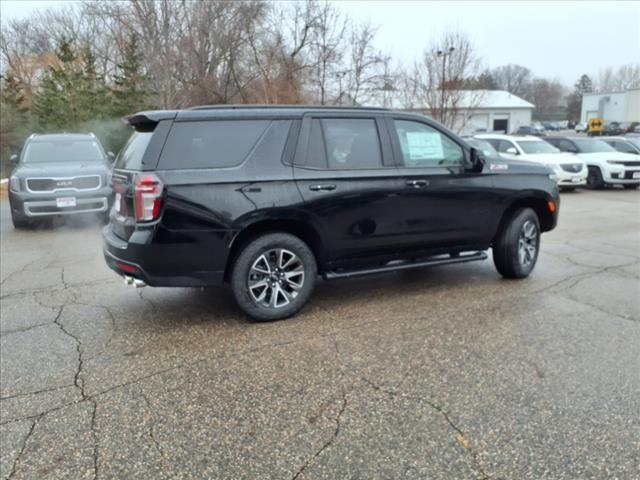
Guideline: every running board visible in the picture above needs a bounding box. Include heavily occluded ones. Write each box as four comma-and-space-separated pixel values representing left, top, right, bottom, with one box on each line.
322, 251, 488, 280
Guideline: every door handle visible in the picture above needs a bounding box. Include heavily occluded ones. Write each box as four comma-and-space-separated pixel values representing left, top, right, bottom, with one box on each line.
309, 184, 336, 191
405, 179, 429, 188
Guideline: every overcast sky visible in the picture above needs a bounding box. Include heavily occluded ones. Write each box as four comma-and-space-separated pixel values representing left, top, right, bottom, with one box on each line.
1, 0, 638, 86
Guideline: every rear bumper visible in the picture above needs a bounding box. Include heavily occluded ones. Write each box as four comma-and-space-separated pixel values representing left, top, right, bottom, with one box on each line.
102, 224, 224, 287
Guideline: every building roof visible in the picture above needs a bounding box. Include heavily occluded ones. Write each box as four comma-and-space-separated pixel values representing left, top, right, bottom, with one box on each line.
365, 89, 534, 110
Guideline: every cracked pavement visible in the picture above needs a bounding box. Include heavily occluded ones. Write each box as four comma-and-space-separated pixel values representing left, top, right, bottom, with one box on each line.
1, 190, 639, 479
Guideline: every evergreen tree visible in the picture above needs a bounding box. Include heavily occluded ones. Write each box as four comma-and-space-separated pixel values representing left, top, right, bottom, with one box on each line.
566, 74, 593, 122
112, 33, 149, 117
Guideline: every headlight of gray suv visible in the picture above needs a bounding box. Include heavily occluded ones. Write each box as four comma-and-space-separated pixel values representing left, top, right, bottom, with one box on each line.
9, 176, 21, 192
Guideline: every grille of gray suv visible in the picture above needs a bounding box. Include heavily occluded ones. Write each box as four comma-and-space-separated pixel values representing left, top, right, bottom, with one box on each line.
560, 163, 583, 173
26, 175, 101, 192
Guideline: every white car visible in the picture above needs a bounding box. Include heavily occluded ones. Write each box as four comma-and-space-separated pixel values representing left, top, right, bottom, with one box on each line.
545, 137, 640, 189
575, 122, 588, 133
476, 134, 588, 190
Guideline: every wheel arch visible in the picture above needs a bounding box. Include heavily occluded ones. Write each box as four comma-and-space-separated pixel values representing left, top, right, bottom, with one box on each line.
494, 195, 556, 243
224, 217, 326, 282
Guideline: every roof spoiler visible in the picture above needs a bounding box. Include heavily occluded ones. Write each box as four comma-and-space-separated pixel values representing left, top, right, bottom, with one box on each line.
124, 110, 178, 132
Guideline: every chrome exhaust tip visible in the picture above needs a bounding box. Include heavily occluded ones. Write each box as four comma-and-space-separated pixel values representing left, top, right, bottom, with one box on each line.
132, 279, 147, 288
123, 275, 134, 285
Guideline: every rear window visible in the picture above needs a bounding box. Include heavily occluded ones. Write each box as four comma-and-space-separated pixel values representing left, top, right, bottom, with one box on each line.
114, 132, 153, 170
158, 120, 270, 170
23, 140, 104, 164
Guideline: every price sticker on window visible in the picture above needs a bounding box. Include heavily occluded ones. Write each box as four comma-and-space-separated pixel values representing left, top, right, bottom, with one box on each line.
406, 132, 444, 160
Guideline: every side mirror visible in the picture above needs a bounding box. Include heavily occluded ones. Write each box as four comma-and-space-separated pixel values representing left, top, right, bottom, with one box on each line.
10, 154, 18, 166
107, 152, 115, 163
505, 147, 518, 155
469, 147, 485, 172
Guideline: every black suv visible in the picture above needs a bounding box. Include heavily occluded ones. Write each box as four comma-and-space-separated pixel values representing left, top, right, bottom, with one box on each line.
103, 106, 559, 320
9, 133, 114, 228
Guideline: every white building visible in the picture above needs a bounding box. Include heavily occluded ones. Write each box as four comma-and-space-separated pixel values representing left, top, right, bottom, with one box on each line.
365, 89, 534, 134
580, 88, 640, 122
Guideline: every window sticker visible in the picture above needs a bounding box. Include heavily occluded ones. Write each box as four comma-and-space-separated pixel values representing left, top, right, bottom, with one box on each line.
406, 131, 444, 160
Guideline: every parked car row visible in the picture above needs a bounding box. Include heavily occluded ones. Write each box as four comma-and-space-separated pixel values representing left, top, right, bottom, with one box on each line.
471, 133, 640, 191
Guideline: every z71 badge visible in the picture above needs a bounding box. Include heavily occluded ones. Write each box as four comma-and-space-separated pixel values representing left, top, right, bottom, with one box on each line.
490, 163, 509, 171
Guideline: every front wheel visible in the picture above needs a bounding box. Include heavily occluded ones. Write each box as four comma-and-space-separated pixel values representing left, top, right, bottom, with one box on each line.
493, 208, 541, 279
586, 166, 605, 189
11, 210, 32, 229
231, 233, 317, 321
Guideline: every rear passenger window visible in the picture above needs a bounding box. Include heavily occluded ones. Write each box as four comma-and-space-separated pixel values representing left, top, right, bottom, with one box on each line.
158, 120, 270, 169
306, 118, 382, 169
394, 120, 464, 167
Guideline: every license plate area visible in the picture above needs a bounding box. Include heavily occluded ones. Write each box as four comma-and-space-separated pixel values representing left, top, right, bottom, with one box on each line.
633, 172, 640, 179
571, 175, 581, 183
56, 197, 77, 208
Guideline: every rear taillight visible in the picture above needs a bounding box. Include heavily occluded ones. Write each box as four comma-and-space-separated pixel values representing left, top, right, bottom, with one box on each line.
134, 173, 163, 222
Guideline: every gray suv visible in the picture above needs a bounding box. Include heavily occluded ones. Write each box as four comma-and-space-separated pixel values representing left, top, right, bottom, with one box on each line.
8, 133, 114, 228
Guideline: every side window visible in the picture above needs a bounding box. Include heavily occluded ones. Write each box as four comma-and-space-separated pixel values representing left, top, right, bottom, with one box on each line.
158, 120, 270, 169
393, 120, 464, 167
320, 118, 383, 169
497, 140, 517, 153
484, 138, 500, 149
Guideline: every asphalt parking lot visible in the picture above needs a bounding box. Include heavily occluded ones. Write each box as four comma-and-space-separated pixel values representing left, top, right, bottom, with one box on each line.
1, 190, 639, 480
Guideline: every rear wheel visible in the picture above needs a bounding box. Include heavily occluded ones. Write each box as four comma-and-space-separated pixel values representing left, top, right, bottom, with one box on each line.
623, 184, 639, 190
231, 233, 317, 321
493, 208, 540, 279
586, 166, 605, 189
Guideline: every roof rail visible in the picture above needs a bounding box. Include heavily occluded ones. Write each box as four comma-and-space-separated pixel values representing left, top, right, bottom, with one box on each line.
188, 104, 389, 111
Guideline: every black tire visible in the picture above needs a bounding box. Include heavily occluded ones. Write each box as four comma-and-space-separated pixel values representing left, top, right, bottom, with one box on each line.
230, 233, 317, 321
10, 210, 31, 229
586, 166, 605, 189
623, 184, 639, 190
493, 208, 541, 279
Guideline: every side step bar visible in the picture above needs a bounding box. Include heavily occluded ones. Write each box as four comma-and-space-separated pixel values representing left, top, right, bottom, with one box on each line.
322, 251, 488, 281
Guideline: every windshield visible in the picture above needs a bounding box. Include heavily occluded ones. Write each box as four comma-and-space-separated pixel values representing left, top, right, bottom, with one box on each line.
466, 138, 498, 157
573, 139, 616, 153
626, 138, 640, 149
516, 140, 559, 154
22, 140, 104, 163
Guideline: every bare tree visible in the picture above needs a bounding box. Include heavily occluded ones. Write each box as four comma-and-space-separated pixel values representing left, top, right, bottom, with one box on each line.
340, 21, 388, 106
408, 28, 484, 131
492, 64, 532, 98
527, 77, 564, 119
595, 63, 640, 92
308, 1, 346, 104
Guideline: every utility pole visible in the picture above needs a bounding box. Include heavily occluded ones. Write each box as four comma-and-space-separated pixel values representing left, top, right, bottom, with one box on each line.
436, 46, 455, 124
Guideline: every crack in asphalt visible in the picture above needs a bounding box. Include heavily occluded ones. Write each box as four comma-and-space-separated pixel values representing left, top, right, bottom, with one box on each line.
6, 414, 42, 480
291, 390, 348, 480
139, 394, 167, 462
0, 322, 52, 337
0, 384, 76, 402
359, 375, 491, 480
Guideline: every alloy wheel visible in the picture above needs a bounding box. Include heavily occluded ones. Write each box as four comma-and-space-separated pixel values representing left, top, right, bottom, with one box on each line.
247, 248, 305, 309
518, 220, 538, 267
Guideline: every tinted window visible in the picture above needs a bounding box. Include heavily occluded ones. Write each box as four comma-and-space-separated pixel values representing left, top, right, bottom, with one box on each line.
394, 120, 463, 167
23, 140, 104, 164
306, 119, 328, 169
159, 120, 270, 169
557, 139, 576, 152
115, 132, 152, 170
322, 119, 382, 169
